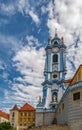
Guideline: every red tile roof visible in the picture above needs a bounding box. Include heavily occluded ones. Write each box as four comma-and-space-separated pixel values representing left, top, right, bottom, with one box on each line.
0, 110, 9, 120
10, 104, 19, 111
20, 103, 35, 111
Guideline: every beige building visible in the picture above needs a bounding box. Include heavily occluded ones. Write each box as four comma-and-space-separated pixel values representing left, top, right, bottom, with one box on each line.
0, 110, 9, 123
10, 103, 35, 130
10, 104, 19, 128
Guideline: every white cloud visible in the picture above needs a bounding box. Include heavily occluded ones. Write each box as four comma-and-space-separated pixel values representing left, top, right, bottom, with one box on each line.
0, 0, 40, 25
0, 3, 15, 16
17, 0, 40, 25
29, 10, 40, 24
0, 34, 22, 52
26, 35, 40, 47
4, 83, 42, 108
13, 39, 45, 86
41, 1, 54, 18
4, 35, 45, 109
47, 0, 82, 79
17, 0, 30, 15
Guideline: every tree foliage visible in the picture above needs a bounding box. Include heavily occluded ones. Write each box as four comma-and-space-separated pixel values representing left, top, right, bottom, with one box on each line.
0, 122, 16, 130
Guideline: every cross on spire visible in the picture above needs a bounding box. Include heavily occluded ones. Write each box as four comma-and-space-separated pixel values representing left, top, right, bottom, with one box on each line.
55, 28, 58, 37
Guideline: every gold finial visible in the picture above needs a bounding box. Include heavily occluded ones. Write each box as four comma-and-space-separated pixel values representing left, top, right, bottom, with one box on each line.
55, 28, 58, 37
61, 37, 64, 42
38, 96, 41, 103
48, 38, 51, 44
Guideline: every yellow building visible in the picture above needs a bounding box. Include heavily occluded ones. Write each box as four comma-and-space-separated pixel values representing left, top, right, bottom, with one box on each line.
64, 65, 82, 87
10, 103, 35, 130
18, 103, 35, 130
70, 64, 82, 85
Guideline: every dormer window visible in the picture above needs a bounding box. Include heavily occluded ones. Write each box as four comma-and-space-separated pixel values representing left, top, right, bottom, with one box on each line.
53, 54, 58, 62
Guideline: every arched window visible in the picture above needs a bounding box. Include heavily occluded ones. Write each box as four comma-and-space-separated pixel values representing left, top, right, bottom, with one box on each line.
53, 54, 58, 62
52, 92, 57, 102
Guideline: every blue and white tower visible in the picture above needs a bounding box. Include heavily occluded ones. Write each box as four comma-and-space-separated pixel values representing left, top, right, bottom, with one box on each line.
37, 33, 66, 111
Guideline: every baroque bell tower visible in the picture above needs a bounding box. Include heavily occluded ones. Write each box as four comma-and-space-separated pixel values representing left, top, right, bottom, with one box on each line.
37, 32, 66, 111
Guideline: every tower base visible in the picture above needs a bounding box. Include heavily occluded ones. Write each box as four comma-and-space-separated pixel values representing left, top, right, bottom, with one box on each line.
36, 109, 56, 126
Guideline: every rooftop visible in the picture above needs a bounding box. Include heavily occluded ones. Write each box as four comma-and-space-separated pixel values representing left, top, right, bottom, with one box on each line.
0, 110, 9, 120
10, 104, 19, 111
20, 103, 35, 111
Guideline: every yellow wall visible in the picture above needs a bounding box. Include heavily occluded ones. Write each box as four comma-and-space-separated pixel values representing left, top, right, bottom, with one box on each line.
70, 65, 82, 85
18, 110, 35, 128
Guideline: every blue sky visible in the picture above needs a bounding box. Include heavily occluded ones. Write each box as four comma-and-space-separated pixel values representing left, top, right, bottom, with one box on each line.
0, 0, 82, 112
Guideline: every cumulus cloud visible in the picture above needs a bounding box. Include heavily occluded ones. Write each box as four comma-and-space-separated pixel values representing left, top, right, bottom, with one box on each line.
17, 0, 40, 25
0, 3, 16, 16
0, 0, 40, 25
29, 10, 40, 24
4, 83, 42, 108
4, 35, 45, 108
46, 0, 82, 79
0, 34, 22, 52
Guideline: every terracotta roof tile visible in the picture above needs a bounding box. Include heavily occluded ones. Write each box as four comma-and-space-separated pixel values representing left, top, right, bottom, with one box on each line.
10, 104, 19, 111
20, 103, 35, 111
0, 110, 9, 120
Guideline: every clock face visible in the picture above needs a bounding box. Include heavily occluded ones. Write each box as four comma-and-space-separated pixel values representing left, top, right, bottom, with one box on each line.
52, 73, 58, 80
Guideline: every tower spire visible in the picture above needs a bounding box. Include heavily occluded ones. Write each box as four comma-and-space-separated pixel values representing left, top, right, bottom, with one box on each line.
55, 28, 58, 37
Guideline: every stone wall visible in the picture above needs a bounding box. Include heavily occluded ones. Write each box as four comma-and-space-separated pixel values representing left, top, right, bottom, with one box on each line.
29, 125, 68, 130
68, 119, 82, 130
36, 112, 56, 126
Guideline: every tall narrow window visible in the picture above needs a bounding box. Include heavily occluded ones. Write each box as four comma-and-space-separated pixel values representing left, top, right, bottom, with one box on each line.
53, 54, 58, 62
52, 92, 57, 102
12, 112, 14, 117
62, 103, 64, 110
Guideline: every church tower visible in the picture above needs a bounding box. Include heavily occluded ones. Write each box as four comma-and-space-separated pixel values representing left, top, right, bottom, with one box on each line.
37, 33, 66, 111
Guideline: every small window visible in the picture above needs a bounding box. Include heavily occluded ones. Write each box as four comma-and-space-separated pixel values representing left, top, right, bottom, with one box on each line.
28, 112, 31, 116
33, 118, 35, 122
24, 118, 26, 122
12, 112, 14, 117
73, 92, 80, 101
53, 54, 58, 63
62, 103, 64, 110
24, 112, 27, 116
12, 124, 14, 126
20, 118, 22, 122
20, 112, 22, 116
12, 117, 14, 121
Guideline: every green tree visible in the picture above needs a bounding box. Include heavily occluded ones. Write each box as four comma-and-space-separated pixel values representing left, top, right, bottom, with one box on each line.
0, 122, 16, 130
